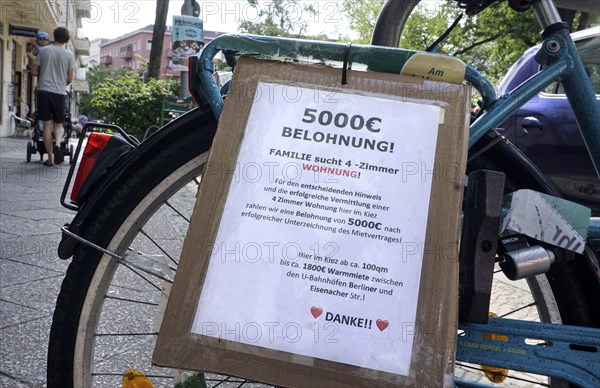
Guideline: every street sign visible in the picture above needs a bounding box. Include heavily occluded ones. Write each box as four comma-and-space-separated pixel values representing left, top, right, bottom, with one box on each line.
9, 25, 37, 38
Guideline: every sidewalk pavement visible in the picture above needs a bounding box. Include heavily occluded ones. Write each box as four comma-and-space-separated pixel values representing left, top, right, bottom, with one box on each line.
0, 136, 76, 387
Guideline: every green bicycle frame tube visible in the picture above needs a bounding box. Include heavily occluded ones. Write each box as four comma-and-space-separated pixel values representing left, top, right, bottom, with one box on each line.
469, 28, 600, 177
196, 34, 497, 119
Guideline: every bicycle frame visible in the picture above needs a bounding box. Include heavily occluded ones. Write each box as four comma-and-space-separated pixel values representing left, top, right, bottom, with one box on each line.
51, 0, 600, 384
185, 1, 600, 385
192, 16, 600, 248
190, 30, 600, 385
192, 34, 497, 123
194, 17, 600, 173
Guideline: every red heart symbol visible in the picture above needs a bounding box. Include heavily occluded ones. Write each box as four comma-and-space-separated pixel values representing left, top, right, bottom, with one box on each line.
311, 307, 323, 318
376, 319, 389, 331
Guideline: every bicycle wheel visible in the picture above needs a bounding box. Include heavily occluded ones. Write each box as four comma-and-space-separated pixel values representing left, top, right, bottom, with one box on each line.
47, 111, 599, 387
47, 108, 229, 387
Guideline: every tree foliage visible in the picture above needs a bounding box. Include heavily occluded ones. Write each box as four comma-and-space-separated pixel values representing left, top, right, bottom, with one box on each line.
342, 0, 385, 44
89, 70, 178, 139
239, 0, 327, 39
79, 65, 129, 120
342, 0, 595, 83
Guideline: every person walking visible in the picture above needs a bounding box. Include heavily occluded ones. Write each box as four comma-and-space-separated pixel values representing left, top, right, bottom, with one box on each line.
32, 26, 75, 166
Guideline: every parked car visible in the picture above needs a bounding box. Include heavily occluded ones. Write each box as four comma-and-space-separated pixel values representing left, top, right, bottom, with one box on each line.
497, 26, 600, 214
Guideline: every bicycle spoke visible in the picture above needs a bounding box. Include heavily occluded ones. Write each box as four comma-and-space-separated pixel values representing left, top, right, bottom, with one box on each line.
499, 302, 537, 318
120, 262, 171, 289
139, 228, 180, 267
456, 363, 551, 387
165, 200, 192, 224
207, 375, 253, 388
105, 295, 160, 306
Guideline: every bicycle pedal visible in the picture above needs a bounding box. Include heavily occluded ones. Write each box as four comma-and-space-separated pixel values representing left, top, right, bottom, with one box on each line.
480, 312, 509, 383
482, 366, 509, 383
122, 369, 154, 388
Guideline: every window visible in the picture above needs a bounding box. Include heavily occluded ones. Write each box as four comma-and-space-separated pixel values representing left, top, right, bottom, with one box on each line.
147, 40, 152, 50
543, 34, 600, 95
575, 35, 600, 95
120, 43, 133, 53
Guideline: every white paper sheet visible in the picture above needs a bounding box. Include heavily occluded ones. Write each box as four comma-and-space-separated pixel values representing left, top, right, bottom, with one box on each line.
192, 82, 441, 376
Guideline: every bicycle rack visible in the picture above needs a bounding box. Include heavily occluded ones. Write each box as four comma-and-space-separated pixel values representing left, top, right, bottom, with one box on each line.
60, 122, 140, 211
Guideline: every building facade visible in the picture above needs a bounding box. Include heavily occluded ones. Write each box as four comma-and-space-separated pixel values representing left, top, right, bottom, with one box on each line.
97, 26, 224, 79
83, 37, 108, 69
99, 25, 178, 78
0, 0, 90, 137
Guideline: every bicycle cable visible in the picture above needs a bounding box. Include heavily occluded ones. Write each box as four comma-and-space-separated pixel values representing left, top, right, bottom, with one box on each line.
454, 0, 502, 15
426, 13, 464, 52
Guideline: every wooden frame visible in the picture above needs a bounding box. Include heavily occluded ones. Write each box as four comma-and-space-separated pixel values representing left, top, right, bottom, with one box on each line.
154, 56, 471, 387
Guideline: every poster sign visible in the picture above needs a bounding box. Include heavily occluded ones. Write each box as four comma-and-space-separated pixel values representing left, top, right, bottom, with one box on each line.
154, 57, 470, 386
192, 82, 441, 375
172, 15, 204, 71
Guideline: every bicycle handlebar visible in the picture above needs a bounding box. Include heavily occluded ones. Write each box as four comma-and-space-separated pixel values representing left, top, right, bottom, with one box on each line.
195, 34, 497, 118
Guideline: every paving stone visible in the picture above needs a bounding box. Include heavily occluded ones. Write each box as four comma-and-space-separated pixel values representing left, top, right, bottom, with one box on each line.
0, 233, 61, 259
0, 259, 63, 289
0, 277, 64, 315
0, 299, 48, 329
0, 214, 66, 238
2, 209, 73, 223
0, 314, 51, 386
0, 374, 31, 388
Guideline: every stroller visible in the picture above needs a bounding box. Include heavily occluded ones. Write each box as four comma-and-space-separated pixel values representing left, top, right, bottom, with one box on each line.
26, 90, 74, 164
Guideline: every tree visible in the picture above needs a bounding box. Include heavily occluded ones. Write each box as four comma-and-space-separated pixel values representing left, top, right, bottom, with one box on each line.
148, 0, 170, 80
342, 0, 594, 83
79, 65, 129, 120
395, 1, 540, 83
342, 0, 385, 44
90, 71, 179, 139
447, 2, 540, 82
239, 0, 322, 38
397, 2, 456, 51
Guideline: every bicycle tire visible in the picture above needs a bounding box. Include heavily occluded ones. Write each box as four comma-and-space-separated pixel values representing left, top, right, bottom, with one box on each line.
371, 0, 420, 47
47, 108, 218, 387
47, 109, 599, 388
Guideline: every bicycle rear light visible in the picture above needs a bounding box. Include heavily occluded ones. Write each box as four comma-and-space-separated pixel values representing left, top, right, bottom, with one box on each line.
71, 133, 112, 202
70, 133, 134, 204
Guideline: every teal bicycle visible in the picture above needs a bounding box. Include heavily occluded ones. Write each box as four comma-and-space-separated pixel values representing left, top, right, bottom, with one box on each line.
49, 0, 599, 386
